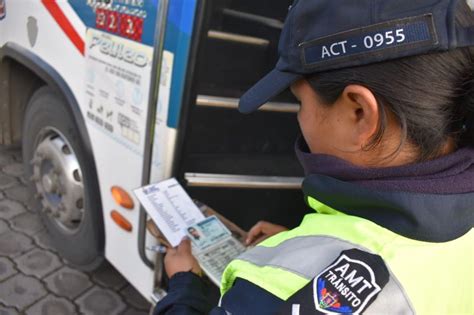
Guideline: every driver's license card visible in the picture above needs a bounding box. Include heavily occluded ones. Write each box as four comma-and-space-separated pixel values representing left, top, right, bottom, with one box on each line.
185, 216, 231, 251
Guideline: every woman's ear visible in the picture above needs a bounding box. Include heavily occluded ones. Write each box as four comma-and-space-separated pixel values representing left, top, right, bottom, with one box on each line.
338, 84, 380, 147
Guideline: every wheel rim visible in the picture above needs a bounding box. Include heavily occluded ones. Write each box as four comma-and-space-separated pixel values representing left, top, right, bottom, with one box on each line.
31, 128, 85, 234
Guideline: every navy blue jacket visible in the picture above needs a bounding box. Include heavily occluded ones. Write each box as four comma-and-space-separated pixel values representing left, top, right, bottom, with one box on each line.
153, 272, 283, 315
153, 142, 474, 314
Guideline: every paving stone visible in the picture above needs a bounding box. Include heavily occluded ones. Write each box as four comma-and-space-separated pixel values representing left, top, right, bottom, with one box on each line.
0, 306, 19, 315
120, 285, 150, 311
91, 263, 127, 290
33, 230, 56, 252
25, 295, 77, 315
122, 308, 149, 315
0, 220, 10, 234
19, 175, 30, 186
15, 249, 62, 279
4, 185, 34, 207
0, 274, 47, 310
0, 200, 26, 220
76, 287, 126, 315
0, 174, 17, 190
0, 231, 34, 258
44, 266, 92, 300
0, 258, 17, 282
2, 163, 24, 178
10, 151, 23, 163
0, 154, 14, 167
10, 212, 44, 237
0, 148, 21, 158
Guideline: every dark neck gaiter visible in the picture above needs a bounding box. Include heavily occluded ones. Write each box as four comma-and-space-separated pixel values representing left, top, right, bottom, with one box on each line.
295, 136, 474, 194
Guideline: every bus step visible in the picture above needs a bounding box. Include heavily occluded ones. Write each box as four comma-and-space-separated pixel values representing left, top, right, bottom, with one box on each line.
207, 30, 269, 47
184, 173, 303, 189
196, 95, 298, 113
222, 8, 284, 29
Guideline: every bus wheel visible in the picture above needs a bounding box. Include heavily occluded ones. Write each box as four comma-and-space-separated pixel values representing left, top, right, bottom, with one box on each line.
23, 86, 104, 271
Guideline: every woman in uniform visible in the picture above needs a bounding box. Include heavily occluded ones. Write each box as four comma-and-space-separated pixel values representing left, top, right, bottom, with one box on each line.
155, 0, 474, 314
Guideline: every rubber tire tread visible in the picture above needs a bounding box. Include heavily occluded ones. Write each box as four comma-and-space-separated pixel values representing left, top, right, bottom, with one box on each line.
22, 86, 105, 271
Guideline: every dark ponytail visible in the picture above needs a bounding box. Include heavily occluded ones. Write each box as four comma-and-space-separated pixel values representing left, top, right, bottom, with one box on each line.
456, 3, 474, 146
459, 46, 474, 146
307, 1, 474, 162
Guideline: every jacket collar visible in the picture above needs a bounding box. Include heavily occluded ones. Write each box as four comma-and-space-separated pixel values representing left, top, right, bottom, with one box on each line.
295, 136, 474, 242
295, 136, 474, 194
302, 174, 473, 242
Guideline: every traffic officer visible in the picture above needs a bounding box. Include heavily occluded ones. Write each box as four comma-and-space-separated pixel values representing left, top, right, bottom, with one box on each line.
154, 0, 474, 314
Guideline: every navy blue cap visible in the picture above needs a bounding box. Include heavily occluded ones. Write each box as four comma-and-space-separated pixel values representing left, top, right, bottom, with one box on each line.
239, 0, 474, 113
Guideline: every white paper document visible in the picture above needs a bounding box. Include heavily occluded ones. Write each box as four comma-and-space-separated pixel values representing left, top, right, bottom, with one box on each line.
134, 178, 205, 247
135, 178, 247, 286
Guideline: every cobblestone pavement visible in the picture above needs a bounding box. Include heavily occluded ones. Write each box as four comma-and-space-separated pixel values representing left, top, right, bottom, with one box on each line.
0, 146, 151, 315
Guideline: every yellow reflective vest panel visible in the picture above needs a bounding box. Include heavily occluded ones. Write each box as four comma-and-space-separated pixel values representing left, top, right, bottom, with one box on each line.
222, 197, 474, 315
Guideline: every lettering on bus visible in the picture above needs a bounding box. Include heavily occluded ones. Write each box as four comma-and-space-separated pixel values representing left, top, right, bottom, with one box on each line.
90, 35, 149, 68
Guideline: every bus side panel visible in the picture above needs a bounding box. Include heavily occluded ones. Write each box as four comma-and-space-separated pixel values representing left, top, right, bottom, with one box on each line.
1, 1, 157, 299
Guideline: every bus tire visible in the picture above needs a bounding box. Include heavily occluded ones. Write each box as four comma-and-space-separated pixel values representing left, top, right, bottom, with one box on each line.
23, 86, 105, 271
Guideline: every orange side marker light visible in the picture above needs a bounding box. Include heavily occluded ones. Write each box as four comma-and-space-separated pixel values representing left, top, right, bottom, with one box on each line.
111, 186, 135, 209
110, 210, 133, 232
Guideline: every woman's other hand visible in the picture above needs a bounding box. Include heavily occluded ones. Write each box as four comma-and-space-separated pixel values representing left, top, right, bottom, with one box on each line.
246, 221, 288, 246
164, 238, 202, 278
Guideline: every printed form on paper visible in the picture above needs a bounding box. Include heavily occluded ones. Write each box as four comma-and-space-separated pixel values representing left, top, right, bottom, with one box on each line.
134, 178, 205, 247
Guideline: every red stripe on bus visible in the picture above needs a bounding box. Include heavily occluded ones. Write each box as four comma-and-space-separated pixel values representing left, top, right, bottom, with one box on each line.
41, 0, 85, 55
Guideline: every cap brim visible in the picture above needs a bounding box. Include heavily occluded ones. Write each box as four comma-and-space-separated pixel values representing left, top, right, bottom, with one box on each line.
238, 69, 302, 114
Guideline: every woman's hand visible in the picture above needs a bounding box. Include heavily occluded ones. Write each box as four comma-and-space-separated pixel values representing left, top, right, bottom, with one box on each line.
246, 221, 288, 246
164, 238, 202, 278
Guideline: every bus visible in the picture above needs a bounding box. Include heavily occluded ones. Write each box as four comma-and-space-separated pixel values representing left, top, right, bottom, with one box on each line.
0, 0, 309, 303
